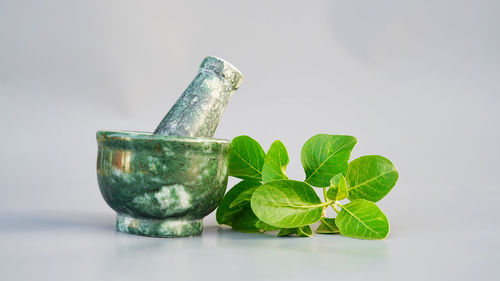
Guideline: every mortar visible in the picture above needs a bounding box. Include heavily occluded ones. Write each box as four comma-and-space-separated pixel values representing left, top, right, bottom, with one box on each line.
96, 131, 229, 237
96, 56, 242, 237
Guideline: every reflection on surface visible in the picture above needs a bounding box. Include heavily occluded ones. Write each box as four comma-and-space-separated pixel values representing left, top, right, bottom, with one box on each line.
110, 224, 388, 258
102, 225, 389, 280
0, 211, 388, 261
112, 150, 132, 173
2, 211, 494, 281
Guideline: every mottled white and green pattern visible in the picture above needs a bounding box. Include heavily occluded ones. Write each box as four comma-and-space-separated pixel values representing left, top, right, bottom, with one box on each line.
97, 131, 229, 237
116, 214, 203, 237
154, 56, 243, 138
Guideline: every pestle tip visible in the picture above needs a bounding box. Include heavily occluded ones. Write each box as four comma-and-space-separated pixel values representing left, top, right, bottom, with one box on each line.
201, 56, 243, 90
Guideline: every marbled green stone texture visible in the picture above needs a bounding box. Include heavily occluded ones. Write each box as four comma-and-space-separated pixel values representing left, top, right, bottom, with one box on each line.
116, 215, 203, 238
154, 56, 243, 137
96, 131, 229, 237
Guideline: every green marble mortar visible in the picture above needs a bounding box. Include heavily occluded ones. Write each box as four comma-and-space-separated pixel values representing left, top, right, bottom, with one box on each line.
96, 131, 229, 237
97, 56, 241, 237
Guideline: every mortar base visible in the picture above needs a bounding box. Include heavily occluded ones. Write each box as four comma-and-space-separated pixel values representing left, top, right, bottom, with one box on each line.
116, 214, 202, 237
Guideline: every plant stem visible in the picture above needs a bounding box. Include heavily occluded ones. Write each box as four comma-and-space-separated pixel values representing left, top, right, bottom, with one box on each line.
331, 203, 340, 214
321, 201, 334, 207
321, 187, 330, 217
323, 188, 341, 215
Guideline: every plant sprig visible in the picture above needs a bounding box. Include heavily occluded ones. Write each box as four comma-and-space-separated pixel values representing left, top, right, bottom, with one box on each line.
216, 134, 399, 240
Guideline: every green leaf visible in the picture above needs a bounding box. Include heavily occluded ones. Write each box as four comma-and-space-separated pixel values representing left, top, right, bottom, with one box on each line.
228, 136, 266, 181
326, 173, 348, 201
277, 225, 313, 237
216, 180, 261, 226
336, 199, 389, 240
301, 134, 357, 187
229, 187, 259, 208
277, 228, 296, 237
232, 207, 278, 233
262, 140, 289, 183
347, 155, 399, 202
316, 217, 340, 234
251, 179, 325, 228
255, 219, 279, 232
231, 207, 261, 233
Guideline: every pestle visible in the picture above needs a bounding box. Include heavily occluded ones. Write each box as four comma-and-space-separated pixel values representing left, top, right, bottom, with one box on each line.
154, 56, 243, 137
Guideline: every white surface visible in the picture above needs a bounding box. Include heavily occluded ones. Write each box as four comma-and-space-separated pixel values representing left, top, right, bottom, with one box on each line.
1, 211, 497, 281
1, 1, 499, 280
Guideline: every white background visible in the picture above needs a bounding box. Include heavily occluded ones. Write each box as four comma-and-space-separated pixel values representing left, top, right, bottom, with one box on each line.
1, 1, 499, 280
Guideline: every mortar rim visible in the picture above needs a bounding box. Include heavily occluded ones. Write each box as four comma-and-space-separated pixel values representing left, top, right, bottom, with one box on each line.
96, 130, 229, 144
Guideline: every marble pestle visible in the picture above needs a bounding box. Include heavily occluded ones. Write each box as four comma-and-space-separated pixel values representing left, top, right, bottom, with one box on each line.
154, 56, 243, 137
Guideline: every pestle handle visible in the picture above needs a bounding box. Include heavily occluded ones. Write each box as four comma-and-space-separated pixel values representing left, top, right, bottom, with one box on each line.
154, 56, 243, 138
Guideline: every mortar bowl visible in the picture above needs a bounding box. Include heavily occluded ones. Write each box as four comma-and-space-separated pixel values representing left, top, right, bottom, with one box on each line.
96, 131, 229, 237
